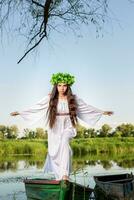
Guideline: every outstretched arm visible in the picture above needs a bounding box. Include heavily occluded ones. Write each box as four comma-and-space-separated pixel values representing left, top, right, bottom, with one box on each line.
10, 95, 50, 125
76, 96, 114, 127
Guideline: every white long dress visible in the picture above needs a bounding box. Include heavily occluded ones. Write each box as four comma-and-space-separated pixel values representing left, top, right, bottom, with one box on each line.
19, 95, 104, 180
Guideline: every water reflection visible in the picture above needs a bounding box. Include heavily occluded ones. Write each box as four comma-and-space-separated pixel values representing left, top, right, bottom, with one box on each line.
0, 161, 18, 172
0, 153, 134, 200
0, 153, 134, 171
0, 156, 45, 172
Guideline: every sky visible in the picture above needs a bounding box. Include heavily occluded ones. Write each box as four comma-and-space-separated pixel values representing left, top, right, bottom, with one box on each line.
0, 0, 134, 133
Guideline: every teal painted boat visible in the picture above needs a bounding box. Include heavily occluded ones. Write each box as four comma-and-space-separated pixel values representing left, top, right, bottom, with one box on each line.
24, 178, 93, 200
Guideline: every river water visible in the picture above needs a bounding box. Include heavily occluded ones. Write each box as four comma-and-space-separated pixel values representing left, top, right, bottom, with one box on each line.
0, 155, 134, 200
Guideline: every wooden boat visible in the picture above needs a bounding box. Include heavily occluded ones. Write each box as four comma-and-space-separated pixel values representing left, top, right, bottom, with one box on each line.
94, 173, 134, 200
69, 181, 93, 200
24, 178, 93, 200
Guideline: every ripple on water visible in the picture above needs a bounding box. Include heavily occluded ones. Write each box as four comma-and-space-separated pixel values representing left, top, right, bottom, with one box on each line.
0, 191, 27, 200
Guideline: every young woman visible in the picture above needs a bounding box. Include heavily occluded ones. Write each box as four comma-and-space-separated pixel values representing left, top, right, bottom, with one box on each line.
10, 73, 113, 181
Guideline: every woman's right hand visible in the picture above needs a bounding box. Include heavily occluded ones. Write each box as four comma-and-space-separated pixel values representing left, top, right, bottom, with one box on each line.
10, 111, 20, 116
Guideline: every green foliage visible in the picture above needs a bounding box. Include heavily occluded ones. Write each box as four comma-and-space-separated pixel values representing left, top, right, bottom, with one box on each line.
35, 128, 47, 139
6, 125, 19, 139
0, 124, 18, 139
75, 124, 96, 138
75, 124, 86, 138
99, 124, 112, 137
0, 125, 6, 132
23, 128, 36, 139
115, 123, 134, 137
23, 128, 47, 139
0, 122, 134, 141
0, 140, 47, 156
0, 138, 134, 158
0, 125, 7, 139
71, 137, 134, 156
0, 131, 4, 139
113, 130, 122, 137
50, 72, 75, 85
85, 128, 96, 138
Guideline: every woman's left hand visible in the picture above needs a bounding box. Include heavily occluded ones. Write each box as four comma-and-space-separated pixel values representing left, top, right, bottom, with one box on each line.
103, 111, 114, 116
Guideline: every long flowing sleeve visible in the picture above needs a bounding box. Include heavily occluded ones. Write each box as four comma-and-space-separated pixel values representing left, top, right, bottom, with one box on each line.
76, 95, 104, 127
19, 95, 50, 126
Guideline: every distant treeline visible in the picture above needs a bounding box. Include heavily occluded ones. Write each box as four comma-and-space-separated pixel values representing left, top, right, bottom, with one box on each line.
0, 123, 134, 139
75, 123, 134, 138
0, 126, 47, 139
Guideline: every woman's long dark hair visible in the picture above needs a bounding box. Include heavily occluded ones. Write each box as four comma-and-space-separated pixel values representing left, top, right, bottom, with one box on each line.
47, 85, 78, 129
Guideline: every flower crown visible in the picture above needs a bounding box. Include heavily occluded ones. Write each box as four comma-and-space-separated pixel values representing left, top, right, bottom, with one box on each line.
50, 73, 75, 86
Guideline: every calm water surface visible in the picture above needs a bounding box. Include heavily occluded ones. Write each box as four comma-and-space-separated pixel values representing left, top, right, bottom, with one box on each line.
0, 155, 134, 200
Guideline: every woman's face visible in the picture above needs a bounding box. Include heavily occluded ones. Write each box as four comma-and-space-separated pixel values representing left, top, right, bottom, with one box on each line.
57, 83, 68, 95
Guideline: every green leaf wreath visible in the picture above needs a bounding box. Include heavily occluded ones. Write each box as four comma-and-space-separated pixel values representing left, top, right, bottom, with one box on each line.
50, 73, 75, 86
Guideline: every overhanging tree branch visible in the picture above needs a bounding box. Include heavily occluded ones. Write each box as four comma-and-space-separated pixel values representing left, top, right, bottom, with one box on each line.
17, 33, 46, 63
32, 0, 44, 8
0, 0, 114, 63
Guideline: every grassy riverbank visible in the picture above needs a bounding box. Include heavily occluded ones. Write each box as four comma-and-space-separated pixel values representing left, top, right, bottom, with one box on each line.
71, 137, 134, 156
0, 137, 134, 156
0, 139, 47, 156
